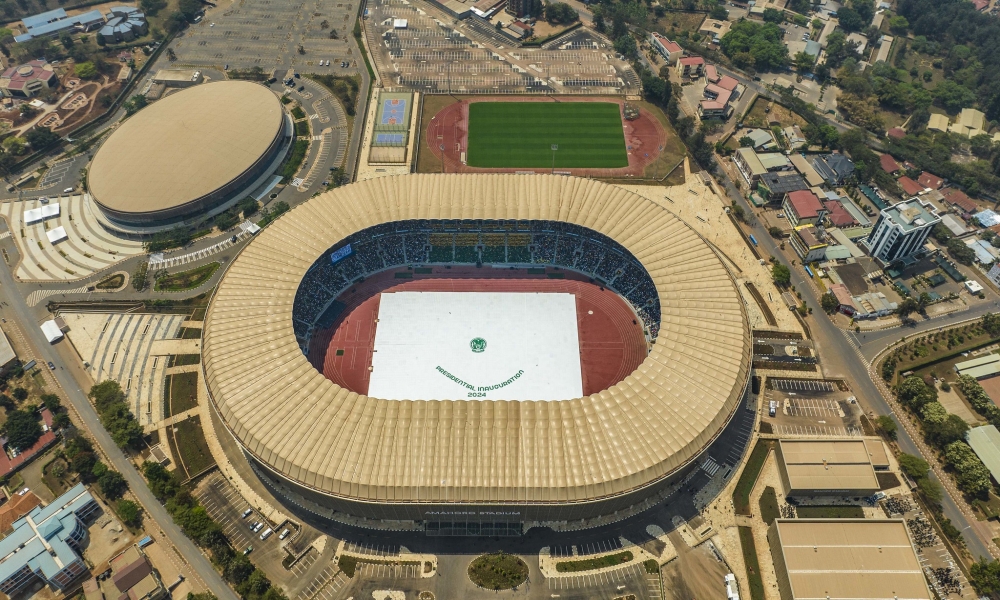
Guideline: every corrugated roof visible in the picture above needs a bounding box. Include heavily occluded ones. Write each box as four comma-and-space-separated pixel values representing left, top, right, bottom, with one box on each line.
956, 353, 1000, 372
773, 519, 932, 600
203, 174, 752, 507
968, 425, 1000, 483
789, 154, 824, 187
778, 439, 879, 491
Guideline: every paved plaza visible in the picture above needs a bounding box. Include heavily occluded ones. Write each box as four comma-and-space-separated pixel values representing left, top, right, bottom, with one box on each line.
63, 312, 185, 427
0, 194, 144, 281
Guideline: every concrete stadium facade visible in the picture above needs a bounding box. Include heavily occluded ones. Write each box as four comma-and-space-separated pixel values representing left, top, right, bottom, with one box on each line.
202, 174, 752, 526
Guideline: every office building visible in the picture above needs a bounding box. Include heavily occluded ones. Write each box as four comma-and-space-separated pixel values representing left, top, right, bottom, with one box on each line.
863, 198, 940, 263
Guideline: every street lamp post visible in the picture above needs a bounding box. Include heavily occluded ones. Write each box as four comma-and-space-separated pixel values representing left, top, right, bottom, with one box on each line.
440, 144, 445, 174
551, 144, 558, 174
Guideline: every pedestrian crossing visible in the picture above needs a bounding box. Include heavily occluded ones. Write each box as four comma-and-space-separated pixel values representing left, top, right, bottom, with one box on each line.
701, 456, 721, 476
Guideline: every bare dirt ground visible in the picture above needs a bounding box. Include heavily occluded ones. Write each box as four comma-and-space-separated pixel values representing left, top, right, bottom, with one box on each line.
661, 531, 729, 600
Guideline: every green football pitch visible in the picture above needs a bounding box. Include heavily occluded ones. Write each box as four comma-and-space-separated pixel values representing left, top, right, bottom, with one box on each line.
466, 102, 628, 168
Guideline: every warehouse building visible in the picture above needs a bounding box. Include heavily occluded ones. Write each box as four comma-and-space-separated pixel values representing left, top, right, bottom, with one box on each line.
776, 438, 887, 496
955, 353, 1000, 379
768, 519, 932, 600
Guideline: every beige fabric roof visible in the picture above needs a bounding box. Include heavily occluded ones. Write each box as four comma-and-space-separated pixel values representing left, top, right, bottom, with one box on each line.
774, 519, 931, 600
89, 80, 284, 215
779, 439, 879, 491
202, 174, 752, 505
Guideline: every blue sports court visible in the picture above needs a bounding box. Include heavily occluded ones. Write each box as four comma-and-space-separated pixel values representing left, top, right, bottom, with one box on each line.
381, 99, 407, 125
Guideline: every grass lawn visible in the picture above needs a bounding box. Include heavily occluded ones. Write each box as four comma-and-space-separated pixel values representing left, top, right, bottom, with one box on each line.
168, 372, 199, 416
170, 416, 215, 478
155, 263, 220, 292
467, 102, 627, 168
555, 551, 633, 572
95, 273, 125, 290
468, 553, 529, 590
738, 526, 766, 600
795, 505, 865, 518
170, 354, 201, 367
734, 440, 773, 515
758, 487, 780, 525
887, 322, 995, 384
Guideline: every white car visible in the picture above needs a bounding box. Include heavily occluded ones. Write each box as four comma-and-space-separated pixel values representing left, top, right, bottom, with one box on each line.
260, 528, 273, 540
278, 529, 290, 540
253, 522, 264, 533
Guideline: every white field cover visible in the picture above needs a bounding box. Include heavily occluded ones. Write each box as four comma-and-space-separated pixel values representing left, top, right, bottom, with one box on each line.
369, 291, 583, 400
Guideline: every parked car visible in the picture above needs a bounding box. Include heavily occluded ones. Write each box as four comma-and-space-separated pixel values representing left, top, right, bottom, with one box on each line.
243, 546, 253, 555
47, 361, 55, 370
242, 509, 253, 518
279, 529, 290, 540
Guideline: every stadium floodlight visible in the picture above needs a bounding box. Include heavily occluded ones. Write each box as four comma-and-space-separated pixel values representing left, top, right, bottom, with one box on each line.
551, 144, 558, 173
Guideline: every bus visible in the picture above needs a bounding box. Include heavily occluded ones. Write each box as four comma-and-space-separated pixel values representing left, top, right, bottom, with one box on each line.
748, 234, 758, 246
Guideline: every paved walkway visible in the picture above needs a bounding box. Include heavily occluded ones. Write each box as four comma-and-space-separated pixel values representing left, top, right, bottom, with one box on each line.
0, 194, 143, 281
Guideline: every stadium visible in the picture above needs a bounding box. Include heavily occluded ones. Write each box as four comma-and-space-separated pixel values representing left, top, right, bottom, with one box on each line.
202, 174, 751, 528
88, 80, 289, 227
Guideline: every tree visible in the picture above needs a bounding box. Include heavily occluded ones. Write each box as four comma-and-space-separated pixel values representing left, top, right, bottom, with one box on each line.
820, 292, 839, 313
1, 136, 25, 156
836, 6, 864, 31
124, 94, 148, 116
5, 410, 40, 451
876, 414, 898, 439
11, 387, 27, 401
946, 237, 976, 265
74, 62, 97, 79
933, 80, 977, 113
927, 412, 969, 446
98, 470, 128, 500
40, 394, 60, 412
720, 20, 789, 71
771, 262, 791, 286
897, 375, 937, 409
918, 476, 943, 503
71, 451, 97, 476
971, 559, 1000, 596
788, 0, 810, 13
25, 127, 59, 152
709, 3, 728, 19
888, 15, 908, 34
767, 226, 783, 238
945, 441, 992, 497
898, 453, 929, 479
614, 34, 637, 59
761, 7, 783, 22
116, 499, 142, 527
896, 297, 920, 317
544, 2, 577, 23
793, 51, 815, 72
984, 312, 1000, 336
738, 135, 754, 147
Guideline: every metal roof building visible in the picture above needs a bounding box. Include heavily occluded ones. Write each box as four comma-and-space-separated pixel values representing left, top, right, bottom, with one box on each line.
776, 438, 884, 496
767, 519, 932, 600
88, 81, 287, 227
202, 174, 752, 523
967, 425, 1000, 484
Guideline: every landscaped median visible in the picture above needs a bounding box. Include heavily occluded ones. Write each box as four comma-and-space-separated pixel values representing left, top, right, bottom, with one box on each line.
335, 540, 437, 580
538, 538, 660, 578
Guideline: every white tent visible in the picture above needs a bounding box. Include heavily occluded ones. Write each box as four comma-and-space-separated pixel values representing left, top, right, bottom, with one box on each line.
41, 204, 59, 218
45, 227, 67, 244
40, 320, 62, 343
24, 208, 43, 224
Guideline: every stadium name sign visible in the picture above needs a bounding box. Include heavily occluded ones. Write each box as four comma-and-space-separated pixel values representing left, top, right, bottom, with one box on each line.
435, 366, 525, 397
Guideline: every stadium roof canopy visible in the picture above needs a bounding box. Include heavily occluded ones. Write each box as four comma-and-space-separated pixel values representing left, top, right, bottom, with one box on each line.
202, 174, 752, 509
88, 80, 284, 225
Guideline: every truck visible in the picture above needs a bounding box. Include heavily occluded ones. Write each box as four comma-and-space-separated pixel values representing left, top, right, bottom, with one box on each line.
138, 536, 154, 548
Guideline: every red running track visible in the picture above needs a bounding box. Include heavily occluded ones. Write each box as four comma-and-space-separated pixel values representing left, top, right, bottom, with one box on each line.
307, 267, 648, 397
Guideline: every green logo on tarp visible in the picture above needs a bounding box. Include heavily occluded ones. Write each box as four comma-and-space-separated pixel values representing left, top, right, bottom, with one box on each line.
470, 337, 487, 353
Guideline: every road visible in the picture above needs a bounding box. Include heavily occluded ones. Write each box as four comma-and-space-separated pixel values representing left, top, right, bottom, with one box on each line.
713, 161, 995, 559
0, 264, 240, 600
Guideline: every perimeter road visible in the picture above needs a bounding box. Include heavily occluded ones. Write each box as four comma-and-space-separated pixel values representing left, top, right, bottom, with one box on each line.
713, 162, 994, 559
0, 264, 240, 600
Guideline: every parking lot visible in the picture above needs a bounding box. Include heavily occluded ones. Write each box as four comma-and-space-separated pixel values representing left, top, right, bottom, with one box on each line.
762, 378, 864, 438
354, 561, 422, 579
195, 472, 293, 584
545, 562, 652, 595
171, 0, 359, 72
364, 0, 637, 94
294, 563, 350, 600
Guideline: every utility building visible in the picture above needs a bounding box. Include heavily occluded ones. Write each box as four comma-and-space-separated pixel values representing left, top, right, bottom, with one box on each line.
776, 438, 886, 496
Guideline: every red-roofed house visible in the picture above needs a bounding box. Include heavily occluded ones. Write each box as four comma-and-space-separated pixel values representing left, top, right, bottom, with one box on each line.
829, 283, 858, 315
898, 176, 924, 196
823, 200, 857, 227
677, 56, 705, 78
717, 75, 739, 91
0, 60, 57, 98
917, 172, 944, 190
945, 189, 977, 213
649, 32, 684, 65
698, 99, 731, 119
886, 127, 906, 140
704, 83, 730, 100
705, 64, 719, 82
973, 0, 988, 10
880, 154, 901, 174
782, 190, 827, 227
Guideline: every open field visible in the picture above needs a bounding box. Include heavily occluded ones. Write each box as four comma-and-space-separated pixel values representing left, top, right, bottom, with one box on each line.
467, 102, 627, 168
168, 416, 215, 479
168, 372, 199, 416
